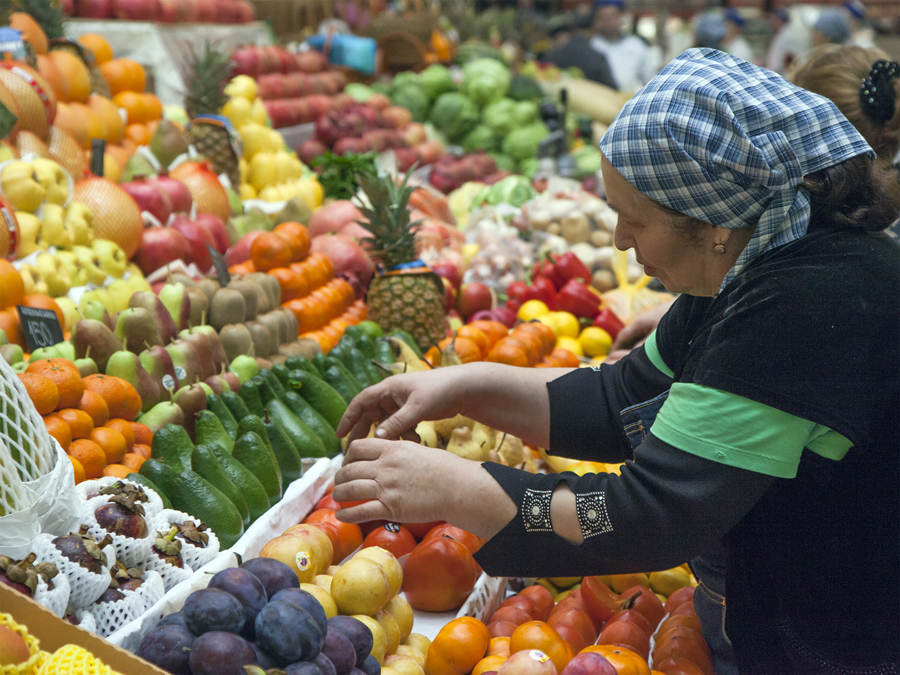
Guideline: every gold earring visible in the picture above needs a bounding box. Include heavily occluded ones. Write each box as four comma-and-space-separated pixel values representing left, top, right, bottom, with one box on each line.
715, 244, 726, 254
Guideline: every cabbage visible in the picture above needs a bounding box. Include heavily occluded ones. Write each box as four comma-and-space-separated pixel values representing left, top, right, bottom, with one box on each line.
344, 83, 375, 102
508, 73, 543, 101
489, 153, 517, 172
513, 100, 539, 126
460, 58, 511, 107
572, 145, 603, 178
419, 64, 456, 101
390, 84, 431, 123
391, 71, 420, 92
429, 92, 480, 143
474, 175, 537, 208
462, 125, 499, 154
518, 157, 540, 179
501, 122, 550, 161
482, 98, 517, 137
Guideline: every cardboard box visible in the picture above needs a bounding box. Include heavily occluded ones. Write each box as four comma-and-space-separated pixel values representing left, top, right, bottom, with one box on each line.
0, 584, 168, 675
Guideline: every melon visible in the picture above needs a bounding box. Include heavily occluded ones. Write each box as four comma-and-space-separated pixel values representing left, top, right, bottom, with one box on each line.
0, 63, 57, 140
15, 130, 53, 159
169, 160, 231, 222
48, 127, 89, 181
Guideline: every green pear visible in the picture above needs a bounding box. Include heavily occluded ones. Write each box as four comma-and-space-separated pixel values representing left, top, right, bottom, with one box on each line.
229, 354, 258, 383
106, 343, 162, 413
158, 282, 191, 332
136, 400, 185, 434
115, 308, 164, 353
71, 319, 123, 373
74, 356, 98, 377
1, 343, 24, 366
79, 300, 115, 332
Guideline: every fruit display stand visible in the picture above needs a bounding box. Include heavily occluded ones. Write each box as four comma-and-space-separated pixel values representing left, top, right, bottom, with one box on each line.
63, 19, 273, 105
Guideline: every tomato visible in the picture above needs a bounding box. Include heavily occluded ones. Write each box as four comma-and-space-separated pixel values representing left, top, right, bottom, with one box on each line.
489, 606, 533, 627
604, 609, 653, 638
423, 524, 485, 555
315, 520, 349, 564
488, 621, 517, 638
509, 621, 574, 674
402, 520, 445, 540
424, 617, 491, 675
517, 585, 554, 621
663, 586, 695, 615
618, 586, 664, 631
315, 492, 341, 511
581, 645, 651, 675
362, 523, 417, 559
651, 656, 708, 675
597, 620, 650, 660
402, 535, 478, 612
499, 595, 540, 619
581, 576, 621, 625
304, 508, 363, 553
360, 519, 390, 536
548, 607, 597, 646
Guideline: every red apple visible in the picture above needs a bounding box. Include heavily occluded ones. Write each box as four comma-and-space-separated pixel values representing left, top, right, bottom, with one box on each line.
298, 139, 328, 165
171, 216, 216, 273
456, 282, 495, 319
134, 226, 193, 276
194, 213, 229, 254
430, 262, 461, 290
231, 47, 260, 77
491, 306, 518, 328
225, 230, 264, 267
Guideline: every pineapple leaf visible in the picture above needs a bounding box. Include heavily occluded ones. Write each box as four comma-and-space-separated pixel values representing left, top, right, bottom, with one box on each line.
182, 41, 233, 118
357, 167, 424, 269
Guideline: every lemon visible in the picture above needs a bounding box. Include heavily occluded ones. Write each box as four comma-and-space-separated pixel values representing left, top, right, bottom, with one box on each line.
251, 97, 269, 125
517, 299, 550, 322
224, 74, 258, 101
553, 311, 581, 338
579, 326, 613, 357
556, 336, 583, 356
239, 123, 269, 159
239, 183, 257, 200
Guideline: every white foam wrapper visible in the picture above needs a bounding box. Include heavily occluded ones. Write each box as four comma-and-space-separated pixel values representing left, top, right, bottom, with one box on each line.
132, 569, 165, 612
81, 495, 156, 569
153, 509, 220, 572
84, 587, 146, 637
73, 608, 98, 634
76, 476, 165, 523
137, 547, 194, 593
33, 566, 71, 618
30, 532, 115, 609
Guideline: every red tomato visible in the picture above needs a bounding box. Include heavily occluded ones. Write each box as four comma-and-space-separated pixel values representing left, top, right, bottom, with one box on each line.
517, 586, 554, 621
580, 576, 620, 626
423, 524, 485, 555
359, 519, 389, 536
314, 492, 341, 511
489, 606, 532, 627
402, 520, 445, 540
362, 523, 417, 559
304, 508, 364, 553
402, 535, 479, 612
618, 586, 664, 631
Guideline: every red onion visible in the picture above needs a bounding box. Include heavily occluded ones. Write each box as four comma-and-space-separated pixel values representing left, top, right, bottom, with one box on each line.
151, 173, 193, 215
119, 177, 172, 224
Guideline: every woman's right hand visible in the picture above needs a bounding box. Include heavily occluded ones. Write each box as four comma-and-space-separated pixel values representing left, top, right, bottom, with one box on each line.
335, 365, 479, 443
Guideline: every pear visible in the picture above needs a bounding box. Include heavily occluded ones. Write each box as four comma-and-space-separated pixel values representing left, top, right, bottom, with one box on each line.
193, 325, 229, 373
74, 349, 99, 377
55, 298, 81, 333
225, 280, 258, 322
387, 337, 428, 373
137, 400, 185, 434
140, 344, 180, 394
170, 273, 197, 288
106, 342, 162, 413
158, 282, 191, 332
433, 415, 476, 441
229, 354, 258, 384
219, 324, 253, 362
165, 339, 201, 387
245, 321, 272, 358
129, 291, 179, 344
71, 319, 123, 373
415, 421, 439, 448
471, 423, 498, 452
1, 344, 24, 365
172, 382, 207, 440
125, 267, 153, 293
31, 159, 68, 205
204, 374, 229, 396
1, 161, 45, 211
177, 329, 216, 380
497, 434, 525, 467
149, 120, 188, 169
185, 288, 209, 328
80, 300, 116, 332
20, 264, 48, 295
115, 308, 164, 353
209, 289, 245, 333
105, 279, 137, 313
0, 330, 6, 346
445, 426, 489, 462
121, 153, 156, 182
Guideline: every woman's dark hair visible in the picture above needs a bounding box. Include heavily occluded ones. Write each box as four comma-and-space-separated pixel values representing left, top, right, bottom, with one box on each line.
803, 153, 900, 233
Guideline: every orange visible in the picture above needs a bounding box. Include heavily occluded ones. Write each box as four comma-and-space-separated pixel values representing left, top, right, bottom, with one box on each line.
119, 59, 146, 92
269, 267, 308, 303
469, 319, 509, 346
78, 34, 114, 66
0, 310, 24, 348
125, 123, 151, 146
131, 443, 151, 459
122, 384, 142, 421
49, 51, 91, 103
36, 54, 68, 103
44, 414, 72, 449
99, 59, 130, 96
57, 408, 94, 440
20, 295, 64, 330
88, 94, 125, 145
17, 373, 59, 415
273, 230, 303, 263
9, 13, 48, 55
82, 374, 131, 420
121, 453, 146, 471
101, 464, 131, 479
104, 418, 135, 450
25, 358, 84, 409
68, 455, 86, 484
130, 422, 153, 447
0, 260, 25, 310
142, 93, 163, 121
456, 326, 489, 357
274, 222, 310, 260
486, 341, 529, 367
551, 347, 580, 368
113, 91, 148, 125
251, 232, 292, 271
89, 426, 127, 465
68, 439, 106, 479
76, 389, 110, 427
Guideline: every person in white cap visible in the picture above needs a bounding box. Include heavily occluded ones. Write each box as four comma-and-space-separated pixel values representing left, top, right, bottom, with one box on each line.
588, 0, 659, 92
722, 7, 755, 63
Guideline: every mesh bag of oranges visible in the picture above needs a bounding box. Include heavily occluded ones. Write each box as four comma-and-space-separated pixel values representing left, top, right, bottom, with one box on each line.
0, 356, 81, 538
0, 613, 47, 675
35, 645, 124, 675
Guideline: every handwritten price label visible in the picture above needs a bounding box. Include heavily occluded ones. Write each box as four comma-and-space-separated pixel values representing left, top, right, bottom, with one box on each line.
16, 306, 64, 353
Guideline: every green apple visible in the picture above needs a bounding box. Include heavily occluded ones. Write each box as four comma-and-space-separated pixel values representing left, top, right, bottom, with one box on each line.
72, 246, 109, 285
1, 344, 25, 366
35, 253, 72, 298
12, 361, 27, 373
92, 239, 127, 278
64, 203, 95, 247
55, 297, 82, 332
52, 341, 76, 361
30, 346, 63, 360
229, 354, 258, 383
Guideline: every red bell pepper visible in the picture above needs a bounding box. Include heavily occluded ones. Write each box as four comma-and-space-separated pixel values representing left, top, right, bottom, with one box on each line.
593, 307, 625, 340
531, 253, 558, 286
549, 251, 592, 288
555, 279, 601, 319
519, 276, 557, 310
506, 280, 528, 303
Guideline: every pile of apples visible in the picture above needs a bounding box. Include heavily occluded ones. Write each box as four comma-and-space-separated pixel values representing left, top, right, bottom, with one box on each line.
70, 0, 255, 23
230, 46, 330, 79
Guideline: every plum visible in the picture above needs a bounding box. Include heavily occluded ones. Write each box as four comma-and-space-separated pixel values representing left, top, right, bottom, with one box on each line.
183, 588, 246, 636
286, 663, 325, 675
136, 624, 195, 674
240, 557, 299, 598
314, 652, 338, 675
255, 600, 324, 666
357, 655, 380, 675
189, 631, 256, 675
251, 641, 279, 669
208, 568, 268, 639
322, 630, 356, 674
270, 588, 327, 636
327, 616, 373, 667
158, 611, 188, 629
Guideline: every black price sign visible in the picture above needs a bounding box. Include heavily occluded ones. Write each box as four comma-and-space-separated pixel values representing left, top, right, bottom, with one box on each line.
207, 243, 231, 287
17, 306, 64, 353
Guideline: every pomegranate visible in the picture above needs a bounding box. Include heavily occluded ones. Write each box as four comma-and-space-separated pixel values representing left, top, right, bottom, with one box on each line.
169, 161, 230, 222
194, 213, 229, 254
298, 139, 327, 165
77, 0, 113, 17
112, 0, 161, 20
170, 215, 216, 272
135, 225, 193, 275
151, 173, 193, 214
308, 200, 363, 237
310, 234, 373, 286
120, 176, 173, 224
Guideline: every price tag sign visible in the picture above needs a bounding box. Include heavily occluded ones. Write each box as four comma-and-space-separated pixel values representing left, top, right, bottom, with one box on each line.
17, 306, 64, 353
207, 244, 231, 287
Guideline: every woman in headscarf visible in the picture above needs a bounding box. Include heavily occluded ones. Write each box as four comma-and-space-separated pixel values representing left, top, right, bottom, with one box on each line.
334, 49, 899, 674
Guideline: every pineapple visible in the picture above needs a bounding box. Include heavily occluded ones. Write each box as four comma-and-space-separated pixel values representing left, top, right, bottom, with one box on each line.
183, 43, 241, 189
360, 171, 447, 353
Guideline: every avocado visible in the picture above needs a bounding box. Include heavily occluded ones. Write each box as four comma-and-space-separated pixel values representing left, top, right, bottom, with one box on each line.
233, 431, 283, 507
236, 415, 283, 491
267, 399, 327, 460
221, 389, 252, 421
206, 393, 239, 438
287, 369, 348, 430
325, 356, 365, 396
169, 468, 245, 550
209, 444, 270, 523
195, 409, 234, 454
283, 355, 319, 377
150, 424, 195, 471
281, 392, 341, 457
126, 472, 173, 509
262, 409, 304, 484
239, 380, 266, 418
191, 443, 250, 529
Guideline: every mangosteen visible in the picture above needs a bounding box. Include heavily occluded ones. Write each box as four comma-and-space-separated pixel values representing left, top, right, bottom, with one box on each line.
34, 560, 59, 591
174, 520, 210, 549
52, 525, 113, 575
64, 605, 80, 625
96, 585, 127, 605
111, 560, 145, 592
87, 480, 148, 501
0, 553, 38, 596
152, 526, 184, 568
94, 492, 148, 539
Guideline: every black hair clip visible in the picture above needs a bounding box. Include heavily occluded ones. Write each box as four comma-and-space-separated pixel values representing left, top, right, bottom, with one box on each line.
860, 60, 899, 124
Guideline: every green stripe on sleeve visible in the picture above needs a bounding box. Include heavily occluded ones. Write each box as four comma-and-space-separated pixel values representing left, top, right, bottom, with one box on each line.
644, 330, 674, 378
651, 383, 853, 479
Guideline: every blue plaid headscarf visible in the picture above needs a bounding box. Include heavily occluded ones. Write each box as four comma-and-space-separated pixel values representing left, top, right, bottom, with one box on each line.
599, 48, 873, 289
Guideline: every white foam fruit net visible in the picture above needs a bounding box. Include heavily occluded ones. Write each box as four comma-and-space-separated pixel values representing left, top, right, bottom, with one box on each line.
0, 356, 55, 488
33, 565, 71, 618
154, 509, 220, 572
138, 551, 194, 593
82, 495, 155, 569
133, 569, 165, 612
77, 477, 165, 522
31, 532, 115, 609
0, 437, 34, 518
85, 588, 146, 637
73, 608, 98, 634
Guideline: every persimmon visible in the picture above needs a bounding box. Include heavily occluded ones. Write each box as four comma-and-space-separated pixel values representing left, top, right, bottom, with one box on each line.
490, 606, 532, 628
551, 347, 581, 368
517, 585, 555, 622
581, 645, 651, 675
456, 326, 489, 357
597, 620, 651, 661
652, 656, 708, 675
274, 222, 310, 259
469, 320, 508, 347
663, 586, 696, 615
486, 341, 529, 367
304, 508, 363, 552
269, 267, 308, 302
605, 608, 654, 638
658, 613, 702, 636
548, 607, 597, 646
488, 637, 511, 657
424, 617, 490, 675
251, 232, 292, 271
510, 622, 573, 674
488, 620, 517, 638
499, 596, 538, 620
554, 624, 588, 654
